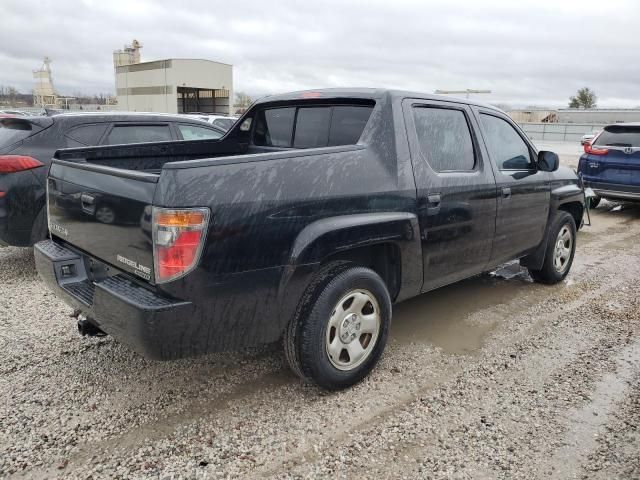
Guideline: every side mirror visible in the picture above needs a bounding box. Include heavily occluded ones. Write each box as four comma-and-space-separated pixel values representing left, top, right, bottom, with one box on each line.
538, 150, 559, 172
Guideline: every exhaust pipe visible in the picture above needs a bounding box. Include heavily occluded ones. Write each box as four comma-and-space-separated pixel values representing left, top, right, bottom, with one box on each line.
77, 319, 107, 337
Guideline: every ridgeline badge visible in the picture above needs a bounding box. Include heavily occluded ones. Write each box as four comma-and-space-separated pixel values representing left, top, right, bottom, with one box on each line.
116, 255, 151, 280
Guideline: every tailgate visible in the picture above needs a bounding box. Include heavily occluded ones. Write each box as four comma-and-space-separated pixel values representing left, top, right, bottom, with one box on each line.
47, 160, 158, 282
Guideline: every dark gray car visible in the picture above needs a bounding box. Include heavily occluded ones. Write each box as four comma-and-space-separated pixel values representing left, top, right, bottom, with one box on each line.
0, 112, 225, 246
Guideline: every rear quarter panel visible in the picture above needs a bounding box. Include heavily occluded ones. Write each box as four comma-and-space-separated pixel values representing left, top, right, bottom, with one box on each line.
152, 95, 421, 348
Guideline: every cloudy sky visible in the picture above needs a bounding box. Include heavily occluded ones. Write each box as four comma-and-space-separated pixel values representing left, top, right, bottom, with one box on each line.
2, 0, 639, 107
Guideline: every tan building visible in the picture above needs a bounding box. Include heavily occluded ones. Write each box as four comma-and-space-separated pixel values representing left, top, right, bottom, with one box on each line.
115, 58, 233, 114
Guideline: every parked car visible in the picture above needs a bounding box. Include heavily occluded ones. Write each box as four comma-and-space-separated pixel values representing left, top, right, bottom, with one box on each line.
0, 112, 225, 246
580, 131, 600, 145
578, 123, 640, 208
185, 113, 239, 131
34, 89, 584, 390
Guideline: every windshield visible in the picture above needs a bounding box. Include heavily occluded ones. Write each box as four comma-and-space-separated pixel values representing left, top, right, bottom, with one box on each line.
0, 118, 36, 148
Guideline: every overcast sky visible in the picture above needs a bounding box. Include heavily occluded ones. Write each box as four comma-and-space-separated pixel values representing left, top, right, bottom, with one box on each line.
2, 0, 639, 108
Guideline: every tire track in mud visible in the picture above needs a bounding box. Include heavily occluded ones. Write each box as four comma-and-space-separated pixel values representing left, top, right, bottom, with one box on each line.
273, 265, 640, 479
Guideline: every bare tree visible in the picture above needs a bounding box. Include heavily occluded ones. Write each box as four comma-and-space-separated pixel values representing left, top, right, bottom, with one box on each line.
234, 92, 254, 113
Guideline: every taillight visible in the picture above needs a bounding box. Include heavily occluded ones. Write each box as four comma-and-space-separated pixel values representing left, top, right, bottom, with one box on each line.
152, 207, 210, 283
584, 143, 609, 156
0, 155, 43, 173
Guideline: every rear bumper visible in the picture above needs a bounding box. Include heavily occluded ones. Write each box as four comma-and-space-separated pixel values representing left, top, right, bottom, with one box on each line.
584, 181, 640, 201
34, 239, 198, 360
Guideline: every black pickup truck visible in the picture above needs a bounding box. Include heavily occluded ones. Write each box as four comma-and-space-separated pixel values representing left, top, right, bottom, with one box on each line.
35, 89, 584, 390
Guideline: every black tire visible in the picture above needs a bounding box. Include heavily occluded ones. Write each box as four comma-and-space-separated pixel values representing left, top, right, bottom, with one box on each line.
529, 211, 577, 285
283, 262, 392, 390
589, 196, 601, 209
30, 206, 48, 245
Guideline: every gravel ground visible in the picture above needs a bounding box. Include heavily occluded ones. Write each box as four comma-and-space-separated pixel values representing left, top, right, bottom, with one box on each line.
1, 200, 639, 479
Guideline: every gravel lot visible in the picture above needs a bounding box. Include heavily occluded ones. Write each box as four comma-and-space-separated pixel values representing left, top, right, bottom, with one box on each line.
1, 154, 639, 478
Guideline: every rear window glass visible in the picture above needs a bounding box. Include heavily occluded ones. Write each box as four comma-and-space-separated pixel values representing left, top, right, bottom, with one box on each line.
594, 126, 640, 147
0, 118, 35, 148
328, 106, 373, 146
254, 104, 373, 148
104, 124, 173, 145
65, 123, 108, 146
294, 108, 332, 148
254, 108, 295, 147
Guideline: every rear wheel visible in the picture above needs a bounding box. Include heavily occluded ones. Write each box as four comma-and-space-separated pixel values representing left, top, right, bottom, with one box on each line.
529, 211, 577, 284
284, 262, 391, 390
589, 196, 601, 209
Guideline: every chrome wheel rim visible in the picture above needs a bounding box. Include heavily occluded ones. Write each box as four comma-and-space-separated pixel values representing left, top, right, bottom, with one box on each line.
325, 289, 381, 371
95, 207, 115, 224
553, 224, 573, 273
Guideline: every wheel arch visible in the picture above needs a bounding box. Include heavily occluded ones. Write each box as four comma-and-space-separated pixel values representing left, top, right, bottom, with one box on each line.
275, 212, 423, 339
558, 201, 584, 230
520, 205, 579, 271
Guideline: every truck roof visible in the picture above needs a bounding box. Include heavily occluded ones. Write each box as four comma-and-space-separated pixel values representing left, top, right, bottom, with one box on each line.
256, 88, 503, 112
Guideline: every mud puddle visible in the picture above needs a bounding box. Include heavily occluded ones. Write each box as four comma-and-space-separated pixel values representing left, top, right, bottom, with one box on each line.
390, 262, 542, 354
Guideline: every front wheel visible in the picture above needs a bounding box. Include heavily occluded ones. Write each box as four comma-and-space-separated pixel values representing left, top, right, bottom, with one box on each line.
529, 211, 577, 284
284, 263, 391, 390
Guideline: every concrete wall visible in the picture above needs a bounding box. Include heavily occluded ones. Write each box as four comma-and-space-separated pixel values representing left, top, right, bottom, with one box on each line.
557, 109, 640, 124
519, 122, 605, 142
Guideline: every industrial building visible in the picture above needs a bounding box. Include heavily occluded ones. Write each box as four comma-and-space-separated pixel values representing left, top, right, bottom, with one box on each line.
113, 41, 233, 114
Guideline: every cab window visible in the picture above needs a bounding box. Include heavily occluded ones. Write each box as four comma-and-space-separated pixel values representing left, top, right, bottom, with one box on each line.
480, 114, 534, 170
412, 107, 476, 172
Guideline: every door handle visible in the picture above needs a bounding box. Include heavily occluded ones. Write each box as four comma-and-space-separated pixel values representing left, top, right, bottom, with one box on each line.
426, 193, 441, 215
501, 187, 512, 199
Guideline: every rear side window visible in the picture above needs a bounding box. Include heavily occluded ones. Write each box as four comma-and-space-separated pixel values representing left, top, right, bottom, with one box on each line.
65, 124, 108, 146
103, 124, 173, 145
254, 104, 373, 148
0, 118, 35, 148
412, 107, 475, 171
594, 126, 640, 147
480, 114, 534, 170
177, 123, 223, 140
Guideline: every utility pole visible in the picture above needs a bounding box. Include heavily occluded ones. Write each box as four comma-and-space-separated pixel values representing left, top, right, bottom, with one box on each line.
434, 89, 492, 99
